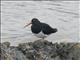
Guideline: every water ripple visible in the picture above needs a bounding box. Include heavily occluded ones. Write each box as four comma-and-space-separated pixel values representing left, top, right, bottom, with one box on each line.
1, 1, 79, 44
46, 8, 78, 16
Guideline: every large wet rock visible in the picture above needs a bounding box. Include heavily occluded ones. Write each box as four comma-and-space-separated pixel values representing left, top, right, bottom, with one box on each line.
1, 40, 80, 60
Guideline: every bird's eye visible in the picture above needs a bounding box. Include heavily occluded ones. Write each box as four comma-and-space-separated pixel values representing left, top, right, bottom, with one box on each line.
32, 19, 36, 22
34, 20, 36, 22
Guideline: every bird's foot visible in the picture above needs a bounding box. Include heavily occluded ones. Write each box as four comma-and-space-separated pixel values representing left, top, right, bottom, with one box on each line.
42, 38, 44, 40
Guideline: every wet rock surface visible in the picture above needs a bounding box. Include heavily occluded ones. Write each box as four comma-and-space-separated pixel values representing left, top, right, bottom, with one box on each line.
1, 40, 80, 60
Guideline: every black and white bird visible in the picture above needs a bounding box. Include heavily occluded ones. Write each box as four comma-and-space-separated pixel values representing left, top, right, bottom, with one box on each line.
24, 18, 58, 39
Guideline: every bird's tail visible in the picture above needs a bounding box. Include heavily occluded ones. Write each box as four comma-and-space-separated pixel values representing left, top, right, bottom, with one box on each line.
52, 28, 58, 33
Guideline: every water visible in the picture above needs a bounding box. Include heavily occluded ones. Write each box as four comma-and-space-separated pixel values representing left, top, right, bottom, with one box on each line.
1, 1, 79, 46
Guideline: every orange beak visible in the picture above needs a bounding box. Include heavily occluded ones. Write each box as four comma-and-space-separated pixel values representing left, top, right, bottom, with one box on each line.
24, 22, 32, 28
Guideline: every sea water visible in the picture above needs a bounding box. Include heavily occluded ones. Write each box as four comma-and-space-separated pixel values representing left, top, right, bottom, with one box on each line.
1, 1, 79, 46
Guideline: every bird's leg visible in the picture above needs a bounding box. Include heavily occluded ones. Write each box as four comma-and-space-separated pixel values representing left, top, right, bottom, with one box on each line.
42, 37, 45, 40
39, 38, 44, 42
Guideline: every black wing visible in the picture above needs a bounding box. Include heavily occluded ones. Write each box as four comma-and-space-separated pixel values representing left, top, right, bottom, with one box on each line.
41, 23, 57, 35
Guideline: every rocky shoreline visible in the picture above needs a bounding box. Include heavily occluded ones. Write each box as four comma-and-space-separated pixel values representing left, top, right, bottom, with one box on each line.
1, 40, 80, 60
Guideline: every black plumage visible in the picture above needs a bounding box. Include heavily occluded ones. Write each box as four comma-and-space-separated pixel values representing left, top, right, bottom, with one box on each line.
24, 18, 58, 39
31, 18, 57, 35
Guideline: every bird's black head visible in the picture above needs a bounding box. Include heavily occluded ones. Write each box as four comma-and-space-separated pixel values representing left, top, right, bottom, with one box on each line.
24, 18, 40, 28
31, 18, 40, 25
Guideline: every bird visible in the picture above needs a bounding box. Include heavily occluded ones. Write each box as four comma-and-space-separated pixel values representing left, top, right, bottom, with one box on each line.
24, 18, 58, 39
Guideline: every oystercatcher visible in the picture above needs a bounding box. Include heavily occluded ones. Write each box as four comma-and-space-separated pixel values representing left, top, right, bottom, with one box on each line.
24, 18, 57, 39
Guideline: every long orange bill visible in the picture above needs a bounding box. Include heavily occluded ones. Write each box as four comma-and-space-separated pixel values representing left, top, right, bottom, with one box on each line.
24, 22, 32, 28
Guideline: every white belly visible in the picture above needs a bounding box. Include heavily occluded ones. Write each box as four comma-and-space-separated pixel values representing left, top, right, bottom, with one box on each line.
34, 31, 48, 38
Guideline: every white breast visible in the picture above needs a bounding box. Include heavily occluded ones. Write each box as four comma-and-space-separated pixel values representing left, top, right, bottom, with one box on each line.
34, 31, 48, 38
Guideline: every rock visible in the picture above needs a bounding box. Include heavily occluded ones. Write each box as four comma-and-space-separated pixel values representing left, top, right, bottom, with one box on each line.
10, 48, 28, 60
1, 42, 10, 50
1, 40, 80, 60
1, 42, 29, 60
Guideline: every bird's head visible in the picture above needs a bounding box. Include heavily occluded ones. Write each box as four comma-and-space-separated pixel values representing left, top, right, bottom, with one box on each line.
24, 18, 40, 28
31, 18, 40, 24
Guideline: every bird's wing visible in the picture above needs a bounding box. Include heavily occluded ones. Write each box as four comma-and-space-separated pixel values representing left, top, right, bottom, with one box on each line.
41, 23, 54, 35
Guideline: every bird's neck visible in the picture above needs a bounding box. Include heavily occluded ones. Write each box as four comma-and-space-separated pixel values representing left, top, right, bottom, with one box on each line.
33, 22, 41, 26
